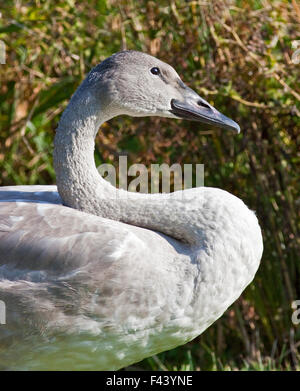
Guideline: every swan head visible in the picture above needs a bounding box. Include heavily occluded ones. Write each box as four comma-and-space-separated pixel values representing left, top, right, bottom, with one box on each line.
87, 50, 240, 133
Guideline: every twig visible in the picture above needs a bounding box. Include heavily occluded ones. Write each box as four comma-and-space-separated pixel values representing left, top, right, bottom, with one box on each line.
272, 73, 300, 102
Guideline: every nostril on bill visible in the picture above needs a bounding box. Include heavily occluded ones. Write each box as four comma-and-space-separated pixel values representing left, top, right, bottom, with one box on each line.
197, 100, 211, 110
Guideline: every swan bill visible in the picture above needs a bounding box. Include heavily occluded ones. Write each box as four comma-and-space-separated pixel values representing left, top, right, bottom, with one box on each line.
170, 98, 241, 133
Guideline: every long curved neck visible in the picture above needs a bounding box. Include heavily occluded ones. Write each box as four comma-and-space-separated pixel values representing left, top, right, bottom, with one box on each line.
53, 86, 261, 256
54, 87, 204, 245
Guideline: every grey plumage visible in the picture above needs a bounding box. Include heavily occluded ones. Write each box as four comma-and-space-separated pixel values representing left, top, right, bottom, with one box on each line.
0, 51, 262, 370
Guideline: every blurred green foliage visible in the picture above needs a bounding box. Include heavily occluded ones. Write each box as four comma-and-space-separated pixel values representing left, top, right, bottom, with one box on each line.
0, 0, 300, 370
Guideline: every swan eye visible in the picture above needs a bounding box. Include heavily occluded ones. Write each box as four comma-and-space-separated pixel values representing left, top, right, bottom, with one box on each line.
150, 67, 160, 75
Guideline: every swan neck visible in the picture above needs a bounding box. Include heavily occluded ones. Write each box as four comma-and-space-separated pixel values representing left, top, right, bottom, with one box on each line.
53, 87, 255, 249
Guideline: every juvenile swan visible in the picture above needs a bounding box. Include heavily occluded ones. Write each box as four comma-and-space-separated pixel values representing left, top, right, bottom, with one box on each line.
0, 51, 263, 370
